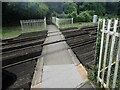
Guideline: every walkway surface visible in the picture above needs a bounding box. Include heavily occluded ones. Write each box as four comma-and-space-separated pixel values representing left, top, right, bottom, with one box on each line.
31, 25, 88, 88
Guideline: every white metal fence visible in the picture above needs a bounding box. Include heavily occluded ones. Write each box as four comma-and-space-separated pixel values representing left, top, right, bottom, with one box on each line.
20, 18, 46, 33
52, 17, 56, 25
97, 18, 120, 88
52, 17, 73, 28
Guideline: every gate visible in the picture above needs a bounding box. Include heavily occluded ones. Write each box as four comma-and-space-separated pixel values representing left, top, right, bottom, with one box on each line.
51, 17, 73, 28
97, 18, 120, 88
20, 18, 46, 33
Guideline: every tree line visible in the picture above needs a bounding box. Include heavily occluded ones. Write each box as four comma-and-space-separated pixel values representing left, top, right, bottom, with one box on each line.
2, 2, 120, 26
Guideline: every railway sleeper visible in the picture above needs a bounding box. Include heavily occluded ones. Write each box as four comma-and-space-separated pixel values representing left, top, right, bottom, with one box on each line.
2, 48, 42, 66
2, 35, 46, 46
2, 39, 44, 52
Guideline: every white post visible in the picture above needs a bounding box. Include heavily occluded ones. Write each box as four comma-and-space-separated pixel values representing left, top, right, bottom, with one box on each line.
106, 20, 118, 87
97, 19, 106, 82
101, 19, 111, 84
56, 17, 59, 28
93, 15, 98, 23
44, 17, 47, 30
112, 36, 120, 88
20, 20, 24, 33
72, 18, 73, 24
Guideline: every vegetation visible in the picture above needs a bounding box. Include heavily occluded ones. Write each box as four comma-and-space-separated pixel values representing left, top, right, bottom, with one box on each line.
59, 22, 96, 29
2, 2, 49, 26
2, 2, 120, 38
2, 2, 120, 26
51, 2, 120, 22
2, 26, 21, 39
2, 1, 120, 88
2, 24, 46, 39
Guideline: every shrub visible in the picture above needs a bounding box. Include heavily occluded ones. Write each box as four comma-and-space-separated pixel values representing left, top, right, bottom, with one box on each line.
77, 11, 92, 22
71, 11, 77, 19
77, 14, 85, 22
52, 11, 57, 17
71, 11, 77, 23
62, 12, 71, 18
87, 10, 95, 16
57, 14, 64, 18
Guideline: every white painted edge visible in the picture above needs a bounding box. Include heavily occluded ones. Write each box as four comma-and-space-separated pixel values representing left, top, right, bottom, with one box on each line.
60, 33, 80, 65
31, 56, 44, 87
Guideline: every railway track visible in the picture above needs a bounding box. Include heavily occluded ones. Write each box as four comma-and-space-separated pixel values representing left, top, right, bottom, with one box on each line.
62, 25, 97, 68
2, 25, 97, 89
2, 30, 47, 90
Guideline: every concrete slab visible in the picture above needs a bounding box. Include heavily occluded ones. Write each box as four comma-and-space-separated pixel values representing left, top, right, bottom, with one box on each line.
31, 25, 88, 88
47, 25, 59, 33
31, 57, 43, 86
41, 64, 85, 88
45, 34, 65, 44
48, 32, 62, 37
44, 42, 73, 65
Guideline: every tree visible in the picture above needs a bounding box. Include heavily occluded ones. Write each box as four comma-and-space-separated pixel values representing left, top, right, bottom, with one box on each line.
77, 2, 105, 16
45, 2, 64, 14
105, 2, 118, 15
2, 2, 49, 25
118, 2, 120, 16
63, 2, 77, 14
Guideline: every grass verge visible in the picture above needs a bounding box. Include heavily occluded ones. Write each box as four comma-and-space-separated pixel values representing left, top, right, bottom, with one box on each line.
59, 22, 96, 29
2, 26, 22, 39
2, 24, 45, 39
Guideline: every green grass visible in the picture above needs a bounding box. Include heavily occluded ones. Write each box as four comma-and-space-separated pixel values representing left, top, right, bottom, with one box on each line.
59, 22, 97, 29
2, 24, 45, 39
2, 26, 22, 39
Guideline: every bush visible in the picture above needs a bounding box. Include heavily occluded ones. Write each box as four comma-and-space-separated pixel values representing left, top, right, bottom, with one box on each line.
57, 14, 64, 18
87, 10, 95, 16
77, 14, 85, 22
77, 11, 92, 22
71, 11, 77, 19
52, 11, 57, 17
53, 12, 72, 18
71, 11, 77, 23
66, 13, 72, 18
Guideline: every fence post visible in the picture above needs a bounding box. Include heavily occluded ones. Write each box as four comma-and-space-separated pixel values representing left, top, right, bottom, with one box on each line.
56, 18, 59, 28
97, 19, 106, 82
112, 36, 120, 88
44, 17, 47, 30
106, 19, 118, 87
101, 19, 111, 84
20, 20, 23, 33
96, 18, 119, 88
72, 18, 73, 24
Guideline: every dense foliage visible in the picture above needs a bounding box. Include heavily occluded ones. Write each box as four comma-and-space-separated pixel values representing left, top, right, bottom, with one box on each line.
2, 2, 49, 26
2, 2, 120, 25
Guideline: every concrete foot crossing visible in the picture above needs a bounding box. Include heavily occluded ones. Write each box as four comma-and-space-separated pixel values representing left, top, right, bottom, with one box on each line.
31, 25, 89, 88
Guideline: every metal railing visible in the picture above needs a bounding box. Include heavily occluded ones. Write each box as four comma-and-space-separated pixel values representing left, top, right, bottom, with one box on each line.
20, 18, 46, 33
97, 18, 120, 88
52, 17, 73, 28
